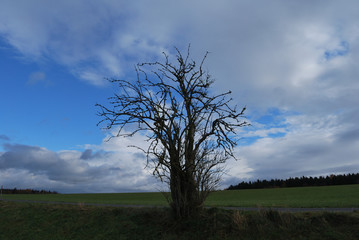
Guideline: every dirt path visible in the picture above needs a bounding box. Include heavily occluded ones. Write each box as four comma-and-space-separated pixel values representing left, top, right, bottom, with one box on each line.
2, 199, 358, 212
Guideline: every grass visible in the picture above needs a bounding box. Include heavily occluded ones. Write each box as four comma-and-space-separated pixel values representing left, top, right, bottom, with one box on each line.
1, 192, 168, 206
1, 184, 359, 208
207, 184, 359, 208
0, 201, 358, 240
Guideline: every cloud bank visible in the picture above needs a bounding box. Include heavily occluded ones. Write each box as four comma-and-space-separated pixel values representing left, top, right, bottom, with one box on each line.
0, 133, 163, 193
1, 1, 359, 192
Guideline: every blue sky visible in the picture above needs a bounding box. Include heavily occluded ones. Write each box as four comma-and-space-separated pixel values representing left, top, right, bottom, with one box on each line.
0, 40, 109, 151
1, 0, 359, 193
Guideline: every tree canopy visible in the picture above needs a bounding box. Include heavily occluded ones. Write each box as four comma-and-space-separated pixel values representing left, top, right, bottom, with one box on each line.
97, 46, 249, 219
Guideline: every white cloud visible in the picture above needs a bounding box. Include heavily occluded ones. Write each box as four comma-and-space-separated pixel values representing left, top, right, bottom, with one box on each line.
0, 135, 163, 193
0, 0, 173, 84
77, 70, 107, 87
224, 113, 359, 185
241, 127, 286, 139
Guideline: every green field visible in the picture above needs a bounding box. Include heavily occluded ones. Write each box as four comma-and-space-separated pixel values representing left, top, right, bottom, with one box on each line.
1, 184, 358, 208
1, 201, 358, 240
207, 184, 359, 208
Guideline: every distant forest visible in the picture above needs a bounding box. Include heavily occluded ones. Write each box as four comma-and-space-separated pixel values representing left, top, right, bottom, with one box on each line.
226, 173, 359, 190
1, 188, 58, 194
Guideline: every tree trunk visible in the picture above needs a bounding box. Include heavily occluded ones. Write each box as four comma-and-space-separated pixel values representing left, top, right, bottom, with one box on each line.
169, 166, 203, 219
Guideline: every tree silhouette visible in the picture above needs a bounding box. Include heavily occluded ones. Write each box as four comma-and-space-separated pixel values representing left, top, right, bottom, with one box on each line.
97, 46, 249, 219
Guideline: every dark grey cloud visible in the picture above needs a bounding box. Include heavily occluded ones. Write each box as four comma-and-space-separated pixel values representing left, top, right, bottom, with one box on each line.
0, 143, 161, 193
0, 144, 99, 183
80, 149, 108, 160
80, 149, 93, 159
336, 128, 359, 143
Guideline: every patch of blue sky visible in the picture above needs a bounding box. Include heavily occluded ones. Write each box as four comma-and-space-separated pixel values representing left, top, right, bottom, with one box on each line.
0, 42, 111, 152
324, 40, 349, 60
255, 108, 285, 126
238, 136, 262, 146
250, 107, 297, 129
267, 131, 286, 138
238, 107, 298, 146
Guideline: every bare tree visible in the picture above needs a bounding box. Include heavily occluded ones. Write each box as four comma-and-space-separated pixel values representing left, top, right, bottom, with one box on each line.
96, 46, 249, 219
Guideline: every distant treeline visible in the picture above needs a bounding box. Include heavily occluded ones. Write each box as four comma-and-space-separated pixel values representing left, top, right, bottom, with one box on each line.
1, 188, 58, 194
226, 173, 359, 190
